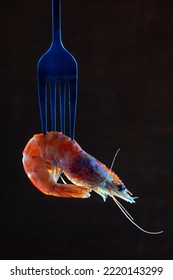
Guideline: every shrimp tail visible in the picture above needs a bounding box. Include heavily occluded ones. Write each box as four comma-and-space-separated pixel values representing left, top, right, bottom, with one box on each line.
22, 133, 91, 199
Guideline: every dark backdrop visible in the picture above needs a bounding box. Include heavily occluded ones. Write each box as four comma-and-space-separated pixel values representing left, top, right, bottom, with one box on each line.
1, 0, 173, 259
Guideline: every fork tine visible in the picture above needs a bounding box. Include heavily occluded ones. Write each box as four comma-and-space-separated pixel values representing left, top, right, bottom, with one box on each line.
38, 79, 47, 134
69, 79, 78, 140
59, 81, 66, 135
50, 81, 56, 131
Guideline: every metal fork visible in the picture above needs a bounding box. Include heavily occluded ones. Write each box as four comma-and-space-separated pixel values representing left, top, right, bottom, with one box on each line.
37, 0, 78, 139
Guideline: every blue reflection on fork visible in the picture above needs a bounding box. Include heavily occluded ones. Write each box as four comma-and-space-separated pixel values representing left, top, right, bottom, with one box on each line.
37, 0, 78, 139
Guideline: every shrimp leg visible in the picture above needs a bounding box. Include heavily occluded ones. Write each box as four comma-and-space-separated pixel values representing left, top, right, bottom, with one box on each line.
31, 169, 91, 198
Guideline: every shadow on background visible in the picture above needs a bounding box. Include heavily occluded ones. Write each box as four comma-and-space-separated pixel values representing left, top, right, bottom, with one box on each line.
1, 0, 173, 259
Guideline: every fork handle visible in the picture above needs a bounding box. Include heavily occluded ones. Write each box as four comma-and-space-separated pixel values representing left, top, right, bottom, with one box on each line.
52, 0, 62, 44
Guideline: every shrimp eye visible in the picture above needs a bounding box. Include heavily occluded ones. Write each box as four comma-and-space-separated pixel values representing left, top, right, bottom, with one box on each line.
118, 184, 126, 191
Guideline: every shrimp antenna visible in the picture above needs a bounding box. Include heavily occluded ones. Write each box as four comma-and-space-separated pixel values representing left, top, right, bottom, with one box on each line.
100, 148, 121, 186
111, 195, 163, 235
110, 148, 121, 171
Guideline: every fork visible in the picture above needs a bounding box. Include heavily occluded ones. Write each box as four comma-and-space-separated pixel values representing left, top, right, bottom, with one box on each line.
37, 0, 78, 139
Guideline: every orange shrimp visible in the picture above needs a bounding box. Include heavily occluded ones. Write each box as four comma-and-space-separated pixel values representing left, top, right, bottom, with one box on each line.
22, 131, 163, 234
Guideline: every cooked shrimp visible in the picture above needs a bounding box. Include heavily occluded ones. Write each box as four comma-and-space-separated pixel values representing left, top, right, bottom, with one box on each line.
22, 131, 163, 234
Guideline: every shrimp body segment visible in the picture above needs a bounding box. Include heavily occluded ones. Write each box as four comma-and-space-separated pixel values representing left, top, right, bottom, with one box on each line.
22, 131, 135, 203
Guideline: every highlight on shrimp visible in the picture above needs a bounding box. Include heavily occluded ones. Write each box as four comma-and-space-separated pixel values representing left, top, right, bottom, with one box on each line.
22, 131, 163, 235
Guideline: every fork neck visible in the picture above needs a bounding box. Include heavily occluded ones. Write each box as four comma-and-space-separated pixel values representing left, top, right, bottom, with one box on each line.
51, 0, 62, 45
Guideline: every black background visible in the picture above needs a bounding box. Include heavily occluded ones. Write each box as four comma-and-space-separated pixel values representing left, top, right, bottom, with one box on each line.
1, 0, 173, 259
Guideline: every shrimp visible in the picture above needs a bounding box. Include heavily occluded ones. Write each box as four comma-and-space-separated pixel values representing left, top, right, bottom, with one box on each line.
22, 131, 163, 234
